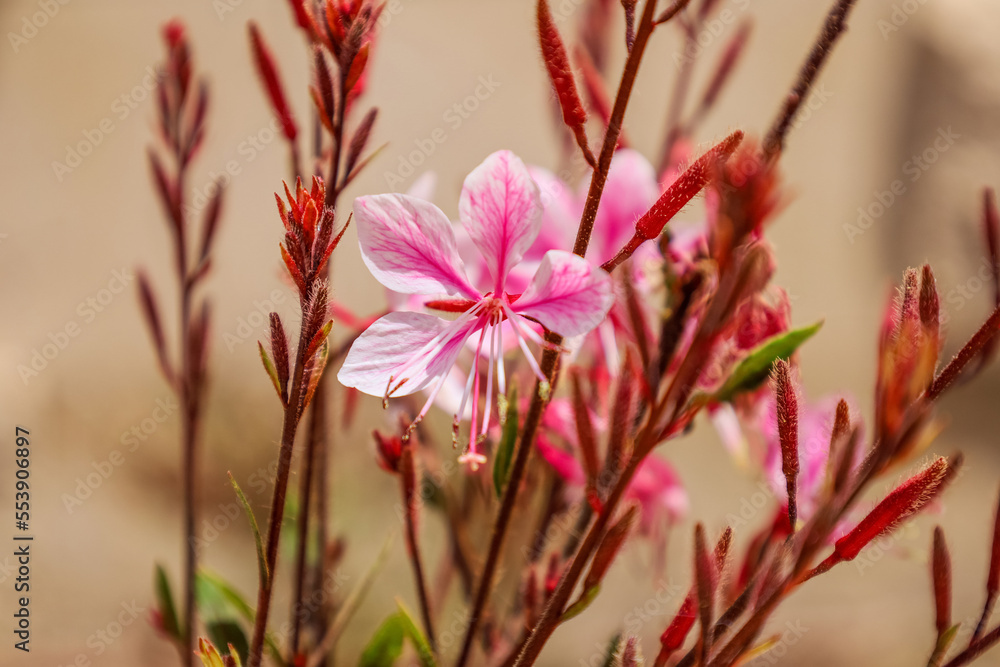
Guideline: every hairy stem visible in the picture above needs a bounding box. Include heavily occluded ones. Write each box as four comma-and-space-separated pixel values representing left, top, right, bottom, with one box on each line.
762, 0, 859, 159
402, 469, 437, 653
248, 322, 310, 667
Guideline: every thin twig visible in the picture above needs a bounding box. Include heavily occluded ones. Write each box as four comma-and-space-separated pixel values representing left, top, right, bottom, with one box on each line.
762, 0, 859, 159
456, 2, 677, 664
248, 319, 311, 667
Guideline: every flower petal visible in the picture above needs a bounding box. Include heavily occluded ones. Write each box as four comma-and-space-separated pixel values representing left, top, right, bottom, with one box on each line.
459, 150, 543, 292
590, 149, 659, 264
337, 311, 473, 397
515, 250, 613, 337
354, 194, 479, 298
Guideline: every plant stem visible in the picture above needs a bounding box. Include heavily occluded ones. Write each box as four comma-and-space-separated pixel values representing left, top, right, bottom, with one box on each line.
762, 0, 859, 159
177, 167, 197, 667
248, 323, 310, 667
573, 0, 680, 258
290, 386, 324, 660
402, 469, 437, 653
457, 3, 676, 664
516, 451, 643, 665
941, 623, 1000, 667
287, 68, 349, 662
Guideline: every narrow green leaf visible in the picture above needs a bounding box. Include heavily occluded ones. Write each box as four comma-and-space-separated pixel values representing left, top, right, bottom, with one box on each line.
196, 571, 282, 663
360, 613, 406, 667
258, 342, 285, 405
394, 598, 436, 666
560, 583, 601, 623
714, 320, 824, 402
320, 534, 393, 660
302, 339, 330, 411
601, 634, 622, 667
206, 620, 249, 666
154, 564, 183, 641
493, 386, 519, 499
228, 471, 269, 589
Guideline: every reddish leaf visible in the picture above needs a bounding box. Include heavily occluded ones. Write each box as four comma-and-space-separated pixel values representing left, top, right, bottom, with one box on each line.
249, 23, 298, 142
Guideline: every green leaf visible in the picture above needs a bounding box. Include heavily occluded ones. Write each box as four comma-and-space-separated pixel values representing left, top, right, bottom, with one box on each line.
394, 599, 436, 667
600, 634, 621, 667
359, 602, 437, 667
206, 620, 248, 666
321, 534, 394, 657
154, 564, 183, 641
258, 342, 285, 406
559, 583, 600, 623
493, 386, 519, 499
360, 613, 406, 667
228, 472, 269, 589
714, 320, 824, 402
196, 571, 282, 663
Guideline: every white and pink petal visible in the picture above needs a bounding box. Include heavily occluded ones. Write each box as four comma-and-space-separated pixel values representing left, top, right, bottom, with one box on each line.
354, 194, 479, 299
514, 250, 614, 337
459, 150, 543, 292
337, 311, 474, 397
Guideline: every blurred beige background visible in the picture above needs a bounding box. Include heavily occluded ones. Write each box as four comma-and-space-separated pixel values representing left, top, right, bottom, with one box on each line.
2, 0, 1000, 665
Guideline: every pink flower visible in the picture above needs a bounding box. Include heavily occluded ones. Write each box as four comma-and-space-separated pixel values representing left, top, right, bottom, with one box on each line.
529, 148, 660, 267
338, 150, 614, 468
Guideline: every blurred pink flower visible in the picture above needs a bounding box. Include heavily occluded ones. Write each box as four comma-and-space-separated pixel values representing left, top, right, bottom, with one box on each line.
536, 399, 687, 536
338, 150, 614, 468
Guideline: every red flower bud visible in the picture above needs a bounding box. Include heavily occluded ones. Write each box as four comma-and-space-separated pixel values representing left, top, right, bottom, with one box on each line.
833, 457, 950, 563
537, 0, 595, 167
249, 23, 298, 143
772, 359, 799, 529
373, 430, 403, 474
